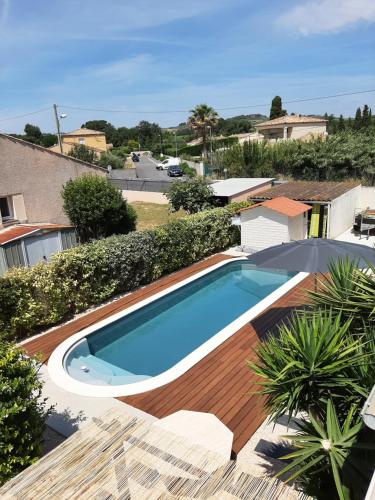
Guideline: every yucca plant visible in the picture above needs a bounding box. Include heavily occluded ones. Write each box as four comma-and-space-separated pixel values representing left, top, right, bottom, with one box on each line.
248, 311, 370, 422
278, 400, 375, 500
309, 258, 375, 328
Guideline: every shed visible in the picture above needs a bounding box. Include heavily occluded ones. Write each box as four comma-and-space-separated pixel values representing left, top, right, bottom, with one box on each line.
0, 224, 77, 276
239, 197, 311, 252
210, 178, 274, 205
249, 181, 362, 239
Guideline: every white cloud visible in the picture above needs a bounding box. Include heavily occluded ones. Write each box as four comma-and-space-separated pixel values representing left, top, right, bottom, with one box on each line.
278, 0, 375, 35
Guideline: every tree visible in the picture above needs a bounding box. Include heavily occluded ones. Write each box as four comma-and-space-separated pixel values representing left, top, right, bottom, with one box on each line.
337, 114, 346, 132
187, 104, 219, 158
166, 178, 216, 214
127, 139, 139, 151
40, 133, 57, 148
269, 96, 287, 120
136, 121, 162, 150
96, 151, 124, 170
354, 107, 362, 130
362, 104, 371, 128
24, 123, 42, 144
0, 342, 49, 485
68, 144, 96, 163
81, 120, 119, 146
62, 175, 137, 242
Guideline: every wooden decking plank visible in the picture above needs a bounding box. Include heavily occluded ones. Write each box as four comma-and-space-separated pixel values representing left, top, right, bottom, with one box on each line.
21, 254, 313, 454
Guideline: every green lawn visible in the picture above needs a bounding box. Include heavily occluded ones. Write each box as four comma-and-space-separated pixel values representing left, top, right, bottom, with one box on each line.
132, 202, 186, 230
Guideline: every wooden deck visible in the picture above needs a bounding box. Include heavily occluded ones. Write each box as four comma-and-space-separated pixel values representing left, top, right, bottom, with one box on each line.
22, 253, 313, 454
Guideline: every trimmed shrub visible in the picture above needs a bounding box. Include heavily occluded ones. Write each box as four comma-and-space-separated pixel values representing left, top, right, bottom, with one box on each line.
0, 206, 240, 341
0, 342, 49, 484
62, 175, 137, 242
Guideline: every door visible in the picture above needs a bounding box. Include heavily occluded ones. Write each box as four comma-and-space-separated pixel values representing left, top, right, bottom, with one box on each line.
25, 232, 61, 266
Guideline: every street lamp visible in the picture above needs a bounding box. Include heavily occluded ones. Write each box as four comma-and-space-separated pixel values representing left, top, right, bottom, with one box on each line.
53, 104, 67, 154
207, 125, 213, 164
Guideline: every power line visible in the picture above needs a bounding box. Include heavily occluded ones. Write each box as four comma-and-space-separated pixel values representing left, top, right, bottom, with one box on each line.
0, 88, 374, 124
60, 89, 375, 114
0, 106, 52, 123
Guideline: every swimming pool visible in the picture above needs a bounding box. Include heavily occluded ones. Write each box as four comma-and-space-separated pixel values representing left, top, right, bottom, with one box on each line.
48, 258, 307, 397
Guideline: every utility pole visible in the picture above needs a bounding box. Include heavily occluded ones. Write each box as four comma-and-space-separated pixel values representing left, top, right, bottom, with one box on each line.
53, 104, 63, 154
174, 131, 178, 158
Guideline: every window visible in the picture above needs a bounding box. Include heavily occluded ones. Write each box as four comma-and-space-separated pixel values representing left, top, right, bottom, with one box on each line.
0, 197, 12, 220
79, 137, 85, 145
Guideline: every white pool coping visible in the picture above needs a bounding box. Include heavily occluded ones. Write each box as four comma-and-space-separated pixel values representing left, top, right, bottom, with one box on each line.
48, 258, 308, 398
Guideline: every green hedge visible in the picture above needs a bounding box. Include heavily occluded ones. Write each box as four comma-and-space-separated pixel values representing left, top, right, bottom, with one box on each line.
0, 206, 241, 341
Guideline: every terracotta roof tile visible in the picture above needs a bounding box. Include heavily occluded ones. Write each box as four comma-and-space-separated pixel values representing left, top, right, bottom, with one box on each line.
0, 224, 72, 245
240, 196, 311, 217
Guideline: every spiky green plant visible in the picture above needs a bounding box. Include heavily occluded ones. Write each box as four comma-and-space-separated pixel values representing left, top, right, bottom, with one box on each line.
278, 400, 375, 500
309, 259, 375, 328
248, 311, 370, 422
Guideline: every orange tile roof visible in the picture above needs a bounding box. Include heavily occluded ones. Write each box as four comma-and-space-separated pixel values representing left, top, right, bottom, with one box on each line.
0, 224, 71, 245
240, 196, 311, 218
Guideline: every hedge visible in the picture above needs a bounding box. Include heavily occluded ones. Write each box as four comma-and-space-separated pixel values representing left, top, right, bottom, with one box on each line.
0, 205, 242, 341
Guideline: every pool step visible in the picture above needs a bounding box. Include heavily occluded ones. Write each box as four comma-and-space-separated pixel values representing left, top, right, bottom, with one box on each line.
68, 354, 150, 386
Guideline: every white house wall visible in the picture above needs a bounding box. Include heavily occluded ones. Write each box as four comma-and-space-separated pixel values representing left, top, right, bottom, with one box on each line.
360, 186, 375, 209
288, 213, 307, 241
290, 123, 327, 139
240, 207, 289, 252
329, 186, 362, 238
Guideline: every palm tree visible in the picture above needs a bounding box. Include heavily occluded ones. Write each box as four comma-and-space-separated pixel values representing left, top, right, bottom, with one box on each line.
187, 104, 219, 159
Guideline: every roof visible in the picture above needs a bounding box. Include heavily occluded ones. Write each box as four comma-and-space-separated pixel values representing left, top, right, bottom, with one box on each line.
0, 224, 72, 246
0, 408, 308, 499
256, 115, 327, 129
211, 178, 274, 197
240, 196, 311, 217
249, 181, 360, 203
62, 128, 105, 137
0, 134, 107, 172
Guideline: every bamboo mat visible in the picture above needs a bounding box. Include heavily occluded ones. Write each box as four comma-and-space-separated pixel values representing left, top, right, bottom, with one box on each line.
0, 409, 310, 499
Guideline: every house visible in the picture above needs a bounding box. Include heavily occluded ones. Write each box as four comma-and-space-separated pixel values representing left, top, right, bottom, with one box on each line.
49, 128, 110, 157
248, 181, 362, 239
0, 224, 77, 276
210, 178, 275, 205
0, 134, 106, 273
239, 197, 311, 252
255, 115, 327, 142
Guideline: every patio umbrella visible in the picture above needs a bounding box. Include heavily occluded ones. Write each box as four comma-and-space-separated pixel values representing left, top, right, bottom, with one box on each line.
247, 238, 375, 274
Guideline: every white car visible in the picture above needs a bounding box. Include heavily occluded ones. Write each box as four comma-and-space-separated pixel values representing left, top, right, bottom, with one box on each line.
156, 158, 181, 170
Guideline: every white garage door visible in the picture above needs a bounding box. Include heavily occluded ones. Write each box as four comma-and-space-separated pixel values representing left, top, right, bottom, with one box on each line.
25, 232, 61, 266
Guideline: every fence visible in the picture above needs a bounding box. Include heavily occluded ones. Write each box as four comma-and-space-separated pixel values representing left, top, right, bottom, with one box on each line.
109, 177, 174, 193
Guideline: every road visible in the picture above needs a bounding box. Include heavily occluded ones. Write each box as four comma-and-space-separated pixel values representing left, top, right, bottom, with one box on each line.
133, 155, 170, 180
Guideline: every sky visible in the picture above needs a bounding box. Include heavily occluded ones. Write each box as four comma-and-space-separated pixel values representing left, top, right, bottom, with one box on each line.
0, 0, 375, 133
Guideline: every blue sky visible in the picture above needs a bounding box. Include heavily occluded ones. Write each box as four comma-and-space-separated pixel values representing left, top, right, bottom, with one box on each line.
1, 0, 375, 133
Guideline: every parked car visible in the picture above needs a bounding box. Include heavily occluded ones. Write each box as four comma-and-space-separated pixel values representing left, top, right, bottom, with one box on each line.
156, 157, 181, 170
132, 153, 140, 162
167, 165, 183, 177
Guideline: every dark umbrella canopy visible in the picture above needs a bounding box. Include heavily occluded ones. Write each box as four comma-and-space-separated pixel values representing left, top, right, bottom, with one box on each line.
247, 238, 375, 273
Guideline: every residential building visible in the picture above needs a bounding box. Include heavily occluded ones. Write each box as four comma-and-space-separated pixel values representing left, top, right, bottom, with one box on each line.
255, 115, 327, 141
49, 127, 110, 157
0, 224, 77, 276
0, 134, 106, 273
239, 197, 311, 252
210, 178, 275, 204
249, 180, 362, 239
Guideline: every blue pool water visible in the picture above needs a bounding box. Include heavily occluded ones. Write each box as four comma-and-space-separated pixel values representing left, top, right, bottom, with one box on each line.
65, 261, 295, 386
